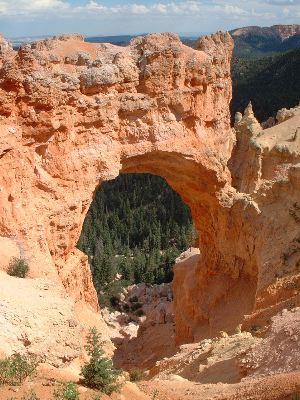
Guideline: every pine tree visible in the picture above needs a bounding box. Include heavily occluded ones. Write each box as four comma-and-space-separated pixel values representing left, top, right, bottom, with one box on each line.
81, 328, 121, 394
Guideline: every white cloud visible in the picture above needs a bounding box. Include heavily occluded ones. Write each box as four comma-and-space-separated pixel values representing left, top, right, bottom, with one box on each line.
0, 0, 296, 20
265, 0, 300, 4
69, 1, 205, 17
169, 1, 202, 13
85, 1, 107, 11
214, 4, 248, 16
0, 0, 69, 15
0, 0, 299, 33
24, 0, 68, 10
152, 4, 168, 13
130, 4, 149, 14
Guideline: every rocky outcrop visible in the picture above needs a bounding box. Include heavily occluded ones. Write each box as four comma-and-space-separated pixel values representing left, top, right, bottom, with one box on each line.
276, 103, 300, 123
174, 99, 300, 344
241, 307, 300, 378
228, 103, 262, 194
151, 330, 258, 384
0, 271, 82, 367
0, 31, 299, 364
0, 31, 237, 340
103, 282, 176, 370
117, 282, 174, 326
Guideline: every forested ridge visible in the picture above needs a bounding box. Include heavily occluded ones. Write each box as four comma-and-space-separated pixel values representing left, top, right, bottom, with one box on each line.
231, 31, 300, 58
231, 47, 300, 122
78, 174, 193, 307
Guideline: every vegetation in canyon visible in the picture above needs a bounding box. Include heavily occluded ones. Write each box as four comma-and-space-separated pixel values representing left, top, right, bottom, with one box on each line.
7, 257, 29, 278
53, 382, 80, 400
231, 26, 300, 58
0, 353, 38, 386
231, 47, 300, 121
181, 27, 300, 122
80, 328, 121, 394
77, 174, 193, 307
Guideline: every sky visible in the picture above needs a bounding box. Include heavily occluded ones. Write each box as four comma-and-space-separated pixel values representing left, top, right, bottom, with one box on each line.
0, 0, 299, 38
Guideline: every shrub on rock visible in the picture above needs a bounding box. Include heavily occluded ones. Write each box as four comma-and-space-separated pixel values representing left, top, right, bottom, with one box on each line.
53, 382, 79, 400
21, 390, 40, 400
7, 257, 29, 278
0, 353, 38, 386
81, 327, 121, 394
129, 368, 145, 382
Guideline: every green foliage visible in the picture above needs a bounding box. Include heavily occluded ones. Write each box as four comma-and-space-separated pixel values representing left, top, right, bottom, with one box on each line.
87, 394, 102, 400
7, 257, 29, 278
21, 390, 40, 400
0, 353, 38, 386
81, 328, 121, 394
77, 173, 193, 308
232, 31, 300, 59
129, 369, 145, 382
231, 48, 300, 122
53, 382, 79, 400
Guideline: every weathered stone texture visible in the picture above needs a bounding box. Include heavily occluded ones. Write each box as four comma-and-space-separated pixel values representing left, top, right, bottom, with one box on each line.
0, 32, 299, 347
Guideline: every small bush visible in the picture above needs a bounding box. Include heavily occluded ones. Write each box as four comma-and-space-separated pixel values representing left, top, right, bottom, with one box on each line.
109, 295, 120, 309
21, 390, 40, 400
134, 309, 145, 317
80, 327, 121, 394
7, 257, 29, 278
0, 353, 38, 386
88, 395, 102, 400
122, 303, 130, 313
131, 302, 142, 312
129, 296, 138, 303
53, 382, 79, 400
129, 368, 145, 382
250, 325, 259, 334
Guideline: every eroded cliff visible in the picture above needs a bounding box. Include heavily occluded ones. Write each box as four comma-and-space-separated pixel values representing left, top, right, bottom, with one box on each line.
0, 32, 299, 371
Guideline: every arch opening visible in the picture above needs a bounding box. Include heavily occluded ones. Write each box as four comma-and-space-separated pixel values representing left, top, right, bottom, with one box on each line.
73, 148, 258, 371
77, 171, 198, 370
77, 172, 195, 309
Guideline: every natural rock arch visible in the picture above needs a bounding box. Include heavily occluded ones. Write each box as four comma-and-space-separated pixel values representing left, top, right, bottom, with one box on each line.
1, 32, 298, 346
121, 150, 259, 343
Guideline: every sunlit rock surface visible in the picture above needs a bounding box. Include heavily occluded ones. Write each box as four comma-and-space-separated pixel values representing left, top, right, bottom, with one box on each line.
0, 33, 299, 387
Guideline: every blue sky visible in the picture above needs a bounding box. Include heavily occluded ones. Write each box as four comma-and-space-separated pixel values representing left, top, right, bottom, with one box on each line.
0, 0, 299, 38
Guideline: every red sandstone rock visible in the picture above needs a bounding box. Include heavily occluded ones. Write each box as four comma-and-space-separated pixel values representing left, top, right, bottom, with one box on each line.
0, 32, 235, 329
0, 33, 299, 384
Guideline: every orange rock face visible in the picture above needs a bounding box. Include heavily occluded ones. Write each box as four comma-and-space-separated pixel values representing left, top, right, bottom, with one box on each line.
0, 32, 299, 348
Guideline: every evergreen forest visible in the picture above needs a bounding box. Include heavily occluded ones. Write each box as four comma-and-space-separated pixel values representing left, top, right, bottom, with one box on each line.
77, 174, 193, 307
231, 47, 300, 122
